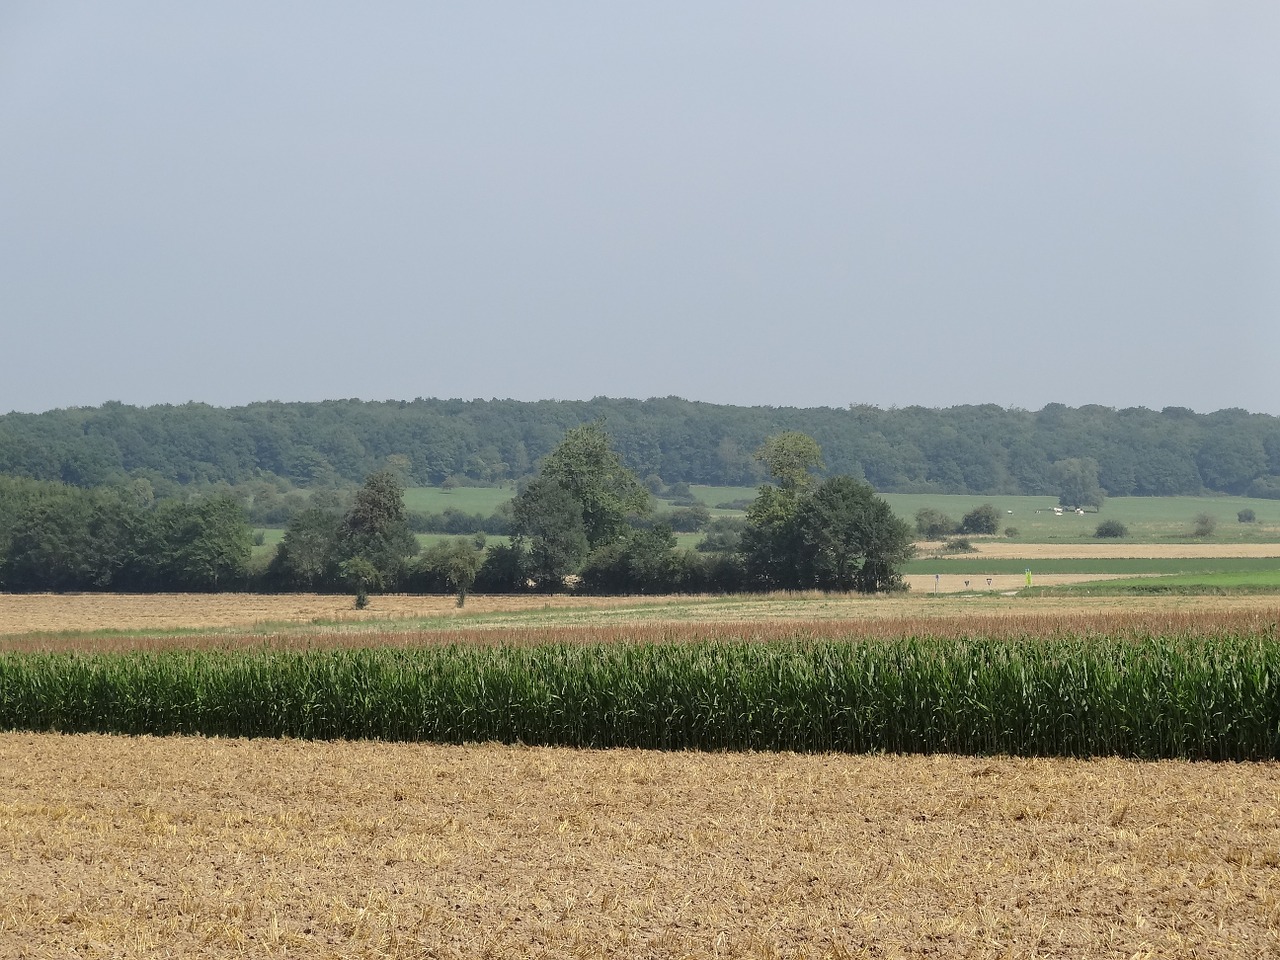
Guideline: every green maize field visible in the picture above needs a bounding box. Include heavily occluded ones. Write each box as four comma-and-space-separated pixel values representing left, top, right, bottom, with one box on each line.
4, 632, 1280, 760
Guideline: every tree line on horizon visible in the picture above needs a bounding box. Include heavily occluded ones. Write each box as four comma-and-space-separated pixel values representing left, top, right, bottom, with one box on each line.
0, 427, 914, 598
1, 397, 1278, 500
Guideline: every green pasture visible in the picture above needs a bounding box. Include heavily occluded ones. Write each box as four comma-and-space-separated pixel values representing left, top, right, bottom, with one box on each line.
283, 486, 1280, 550
402, 485, 516, 515
403, 484, 753, 518
688, 485, 758, 513
1038, 569, 1280, 595
904, 556, 1280, 576
882, 493, 1280, 544
250, 527, 286, 559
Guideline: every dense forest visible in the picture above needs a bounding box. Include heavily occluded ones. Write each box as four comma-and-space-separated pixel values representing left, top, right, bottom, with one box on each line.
2, 398, 1279, 499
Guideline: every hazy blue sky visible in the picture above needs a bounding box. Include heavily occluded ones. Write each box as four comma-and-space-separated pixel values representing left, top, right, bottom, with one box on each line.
3, 2, 1277, 415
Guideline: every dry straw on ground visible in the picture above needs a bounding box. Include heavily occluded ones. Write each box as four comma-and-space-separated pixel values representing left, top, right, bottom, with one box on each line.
3, 592, 1280, 654
2, 733, 1278, 959
5, 590, 1280, 645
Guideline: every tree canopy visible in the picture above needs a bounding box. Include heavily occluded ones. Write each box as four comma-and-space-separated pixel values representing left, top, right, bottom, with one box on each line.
4, 398, 1278, 500
742, 436, 914, 593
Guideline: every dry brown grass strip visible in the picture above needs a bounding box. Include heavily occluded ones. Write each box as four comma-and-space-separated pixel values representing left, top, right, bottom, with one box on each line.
1, 733, 1278, 958
2, 597, 1278, 654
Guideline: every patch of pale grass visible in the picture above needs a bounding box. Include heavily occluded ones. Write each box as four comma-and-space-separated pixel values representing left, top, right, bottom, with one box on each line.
966, 541, 1280, 560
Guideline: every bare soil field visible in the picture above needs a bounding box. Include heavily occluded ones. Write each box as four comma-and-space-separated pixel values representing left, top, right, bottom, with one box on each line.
902, 572, 1144, 594
2, 733, 1277, 959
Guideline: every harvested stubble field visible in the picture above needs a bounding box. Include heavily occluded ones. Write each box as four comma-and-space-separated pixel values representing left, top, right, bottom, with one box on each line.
3, 604, 1280, 657
2, 733, 1278, 959
6, 591, 1280, 957
5, 590, 1280, 646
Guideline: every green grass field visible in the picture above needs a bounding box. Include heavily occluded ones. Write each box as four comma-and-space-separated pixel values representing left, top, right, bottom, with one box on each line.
402, 485, 517, 514
904, 556, 1280, 576
1035, 569, 1280, 595
882, 493, 1280, 543
252, 487, 1280, 565
400, 486, 1280, 544
688, 484, 757, 511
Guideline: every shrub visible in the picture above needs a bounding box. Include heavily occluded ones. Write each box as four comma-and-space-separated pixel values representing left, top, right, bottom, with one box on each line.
695, 516, 746, 553
1004, 527, 1019, 538
914, 508, 958, 539
1238, 509, 1257, 524
1192, 513, 1217, 538
1095, 520, 1128, 539
959, 504, 1000, 536
940, 537, 975, 554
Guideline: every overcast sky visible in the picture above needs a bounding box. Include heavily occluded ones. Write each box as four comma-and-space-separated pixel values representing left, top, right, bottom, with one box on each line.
3, 2, 1277, 416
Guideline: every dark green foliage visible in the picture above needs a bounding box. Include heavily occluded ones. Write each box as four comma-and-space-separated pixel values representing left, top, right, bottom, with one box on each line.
512, 477, 588, 591
536, 422, 650, 549
1095, 519, 1129, 538
473, 542, 528, 593
741, 437, 914, 593
0, 479, 251, 592
336, 470, 418, 589
5, 632, 1280, 759
150, 495, 253, 591
578, 526, 681, 595
416, 538, 485, 606
663, 481, 696, 504
695, 516, 746, 553
741, 484, 809, 588
408, 507, 511, 536
754, 432, 824, 492
4, 398, 1280, 499
512, 424, 650, 591
1054, 457, 1105, 511
1239, 508, 1257, 523
798, 476, 914, 592
658, 504, 711, 533
2, 488, 134, 590
268, 508, 343, 590
1193, 513, 1217, 538
958, 503, 1001, 535
914, 507, 958, 539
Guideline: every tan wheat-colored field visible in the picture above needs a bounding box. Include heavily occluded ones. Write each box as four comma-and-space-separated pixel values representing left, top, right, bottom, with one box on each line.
2, 733, 1277, 959
5, 589, 1280, 642
0, 592, 678, 637
6, 588, 1280, 957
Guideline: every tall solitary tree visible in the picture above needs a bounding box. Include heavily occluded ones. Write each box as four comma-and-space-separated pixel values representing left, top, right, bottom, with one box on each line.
742, 433, 913, 593
336, 469, 418, 590
511, 422, 649, 590
537, 422, 650, 548
1053, 458, 1105, 511
511, 476, 589, 590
